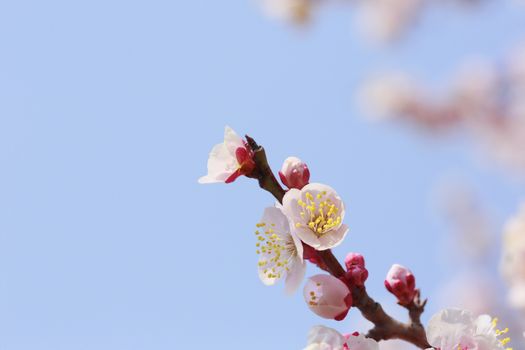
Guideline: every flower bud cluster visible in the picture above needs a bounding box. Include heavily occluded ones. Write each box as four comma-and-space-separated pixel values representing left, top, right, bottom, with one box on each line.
344, 252, 368, 287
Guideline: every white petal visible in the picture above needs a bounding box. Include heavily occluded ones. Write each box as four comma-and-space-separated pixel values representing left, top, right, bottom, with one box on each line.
346, 333, 379, 350
474, 315, 494, 336
198, 142, 237, 184
317, 224, 349, 251
302, 183, 337, 195
294, 225, 322, 248
260, 206, 289, 238
426, 308, 476, 349
291, 228, 304, 259
282, 188, 304, 221
284, 256, 306, 295
304, 325, 346, 350
224, 125, 245, 155
258, 262, 280, 286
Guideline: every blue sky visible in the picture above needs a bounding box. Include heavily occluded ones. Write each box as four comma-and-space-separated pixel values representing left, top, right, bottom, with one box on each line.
1, 1, 525, 349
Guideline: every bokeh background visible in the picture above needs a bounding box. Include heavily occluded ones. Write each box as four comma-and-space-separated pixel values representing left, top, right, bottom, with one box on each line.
1, 1, 525, 349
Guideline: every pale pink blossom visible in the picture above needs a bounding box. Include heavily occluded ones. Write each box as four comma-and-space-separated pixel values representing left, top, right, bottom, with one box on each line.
283, 183, 349, 251
304, 274, 352, 320
304, 325, 347, 350
198, 126, 255, 184
426, 308, 512, 350
255, 207, 306, 294
304, 326, 380, 350
345, 333, 379, 350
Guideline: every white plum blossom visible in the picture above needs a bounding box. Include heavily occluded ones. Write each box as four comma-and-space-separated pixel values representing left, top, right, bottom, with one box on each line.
500, 203, 525, 309
346, 333, 379, 350
255, 207, 306, 294
304, 326, 379, 350
198, 126, 255, 184
304, 274, 352, 320
426, 308, 512, 350
283, 183, 349, 251
304, 325, 347, 350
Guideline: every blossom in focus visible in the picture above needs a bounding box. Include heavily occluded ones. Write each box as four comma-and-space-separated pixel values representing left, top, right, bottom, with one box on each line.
279, 156, 310, 190
283, 183, 349, 250
304, 325, 347, 350
384, 264, 416, 305
198, 126, 255, 184
344, 252, 368, 287
255, 207, 306, 294
426, 308, 512, 350
500, 203, 525, 309
304, 274, 352, 320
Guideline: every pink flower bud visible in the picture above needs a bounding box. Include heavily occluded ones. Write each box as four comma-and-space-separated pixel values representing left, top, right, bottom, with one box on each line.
344, 252, 368, 287
384, 264, 417, 305
346, 265, 369, 287
344, 252, 365, 269
279, 156, 310, 190
304, 274, 352, 321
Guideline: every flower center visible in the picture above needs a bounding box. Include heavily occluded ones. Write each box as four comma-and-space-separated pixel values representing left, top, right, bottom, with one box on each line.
255, 222, 296, 280
296, 191, 342, 237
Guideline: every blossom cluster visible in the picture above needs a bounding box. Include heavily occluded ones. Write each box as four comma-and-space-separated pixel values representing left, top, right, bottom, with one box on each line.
260, 0, 484, 43
199, 126, 514, 349
306, 308, 512, 350
360, 45, 525, 173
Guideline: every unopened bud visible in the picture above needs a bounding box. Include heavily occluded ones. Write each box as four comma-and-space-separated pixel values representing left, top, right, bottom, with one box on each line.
345, 252, 365, 269
279, 156, 310, 190
345, 253, 368, 287
384, 264, 417, 305
303, 274, 352, 321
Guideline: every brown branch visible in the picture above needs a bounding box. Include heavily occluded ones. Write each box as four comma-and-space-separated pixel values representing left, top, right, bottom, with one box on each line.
358, 286, 430, 348
245, 135, 431, 349
245, 135, 286, 203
